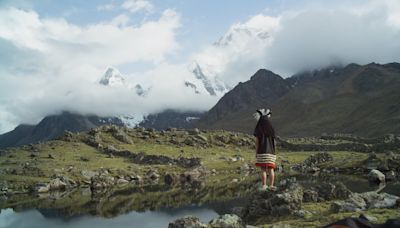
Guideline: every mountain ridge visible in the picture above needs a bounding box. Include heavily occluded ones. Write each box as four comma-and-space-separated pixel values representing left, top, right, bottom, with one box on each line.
196, 62, 400, 137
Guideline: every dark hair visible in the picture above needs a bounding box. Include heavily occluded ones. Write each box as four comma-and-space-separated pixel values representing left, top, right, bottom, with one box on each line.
254, 115, 275, 138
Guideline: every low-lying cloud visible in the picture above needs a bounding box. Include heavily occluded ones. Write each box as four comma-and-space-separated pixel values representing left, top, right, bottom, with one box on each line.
1, 0, 400, 133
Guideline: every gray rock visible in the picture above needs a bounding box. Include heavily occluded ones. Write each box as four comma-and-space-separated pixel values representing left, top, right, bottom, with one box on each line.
209, 214, 244, 228
385, 171, 396, 181
49, 178, 67, 190
244, 183, 303, 222
81, 170, 98, 179
117, 178, 129, 184
168, 216, 207, 228
331, 191, 399, 212
315, 182, 351, 200
189, 128, 200, 135
147, 170, 160, 180
331, 194, 367, 212
368, 169, 385, 183
130, 174, 142, 184
32, 182, 50, 193
303, 189, 319, 202
90, 175, 115, 190
293, 210, 311, 218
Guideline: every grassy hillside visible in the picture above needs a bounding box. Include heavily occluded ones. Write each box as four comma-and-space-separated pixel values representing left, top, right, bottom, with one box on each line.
196, 63, 400, 137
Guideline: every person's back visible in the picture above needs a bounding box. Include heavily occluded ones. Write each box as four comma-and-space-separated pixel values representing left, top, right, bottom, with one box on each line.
253, 109, 277, 191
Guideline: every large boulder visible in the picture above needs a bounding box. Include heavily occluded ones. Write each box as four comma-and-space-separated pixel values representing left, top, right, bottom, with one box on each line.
244, 183, 303, 222
331, 191, 400, 212
168, 216, 207, 228
315, 182, 351, 200
368, 169, 385, 183
49, 178, 67, 191
209, 214, 244, 228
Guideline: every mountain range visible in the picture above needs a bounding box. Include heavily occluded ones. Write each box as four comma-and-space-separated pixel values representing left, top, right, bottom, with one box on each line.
1, 62, 399, 148
196, 62, 400, 137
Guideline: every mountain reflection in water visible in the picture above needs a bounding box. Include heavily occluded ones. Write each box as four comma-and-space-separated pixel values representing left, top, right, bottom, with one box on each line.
1, 174, 399, 228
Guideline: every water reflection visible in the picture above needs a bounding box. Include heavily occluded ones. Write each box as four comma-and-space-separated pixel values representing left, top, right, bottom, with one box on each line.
1, 178, 255, 219
0, 174, 399, 228
0, 207, 217, 228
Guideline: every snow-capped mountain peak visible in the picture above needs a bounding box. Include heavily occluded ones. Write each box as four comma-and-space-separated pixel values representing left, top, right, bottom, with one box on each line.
99, 67, 125, 87
188, 61, 229, 96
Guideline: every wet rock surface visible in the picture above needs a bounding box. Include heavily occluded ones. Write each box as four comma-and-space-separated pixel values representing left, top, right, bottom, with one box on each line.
331, 191, 400, 212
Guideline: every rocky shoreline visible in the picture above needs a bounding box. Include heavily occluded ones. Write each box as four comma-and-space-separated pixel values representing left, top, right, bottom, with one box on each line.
169, 179, 400, 227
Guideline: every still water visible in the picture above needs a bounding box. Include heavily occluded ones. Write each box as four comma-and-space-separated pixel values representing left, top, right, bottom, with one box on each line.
0, 206, 217, 228
1, 175, 399, 228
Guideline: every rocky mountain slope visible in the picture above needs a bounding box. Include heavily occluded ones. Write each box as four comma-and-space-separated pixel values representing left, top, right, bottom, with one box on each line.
0, 112, 124, 148
196, 62, 400, 137
138, 110, 203, 130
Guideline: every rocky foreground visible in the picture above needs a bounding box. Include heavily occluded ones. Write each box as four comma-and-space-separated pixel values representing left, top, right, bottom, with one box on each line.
0, 126, 399, 227
169, 179, 400, 227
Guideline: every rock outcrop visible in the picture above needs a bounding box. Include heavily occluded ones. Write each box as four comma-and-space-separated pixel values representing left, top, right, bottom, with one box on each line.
331, 191, 400, 212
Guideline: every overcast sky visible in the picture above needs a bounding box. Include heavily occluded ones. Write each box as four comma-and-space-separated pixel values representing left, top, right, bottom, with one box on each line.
1, 0, 400, 133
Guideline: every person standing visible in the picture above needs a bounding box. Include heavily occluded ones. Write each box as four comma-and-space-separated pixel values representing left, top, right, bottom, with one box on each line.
253, 108, 277, 191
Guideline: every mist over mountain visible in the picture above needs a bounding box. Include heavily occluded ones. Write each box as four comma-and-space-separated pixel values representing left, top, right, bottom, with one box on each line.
2, 62, 399, 148
1, 0, 400, 135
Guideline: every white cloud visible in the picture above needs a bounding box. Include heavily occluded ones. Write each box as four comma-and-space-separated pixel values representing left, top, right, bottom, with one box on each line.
122, 0, 153, 13
0, 7, 180, 133
192, 0, 400, 85
2, 0, 400, 134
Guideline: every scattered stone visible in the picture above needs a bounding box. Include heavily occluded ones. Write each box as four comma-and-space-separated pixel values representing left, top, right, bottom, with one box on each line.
81, 170, 98, 180
195, 134, 208, 142
293, 210, 311, 218
147, 170, 160, 181
209, 214, 244, 228
168, 216, 207, 228
37, 185, 50, 193
49, 178, 67, 190
303, 189, 319, 202
48, 154, 55, 159
368, 169, 385, 183
331, 191, 400, 212
90, 175, 115, 190
293, 152, 333, 173
189, 128, 200, 135
117, 178, 129, 184
130, 175, 142, 184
